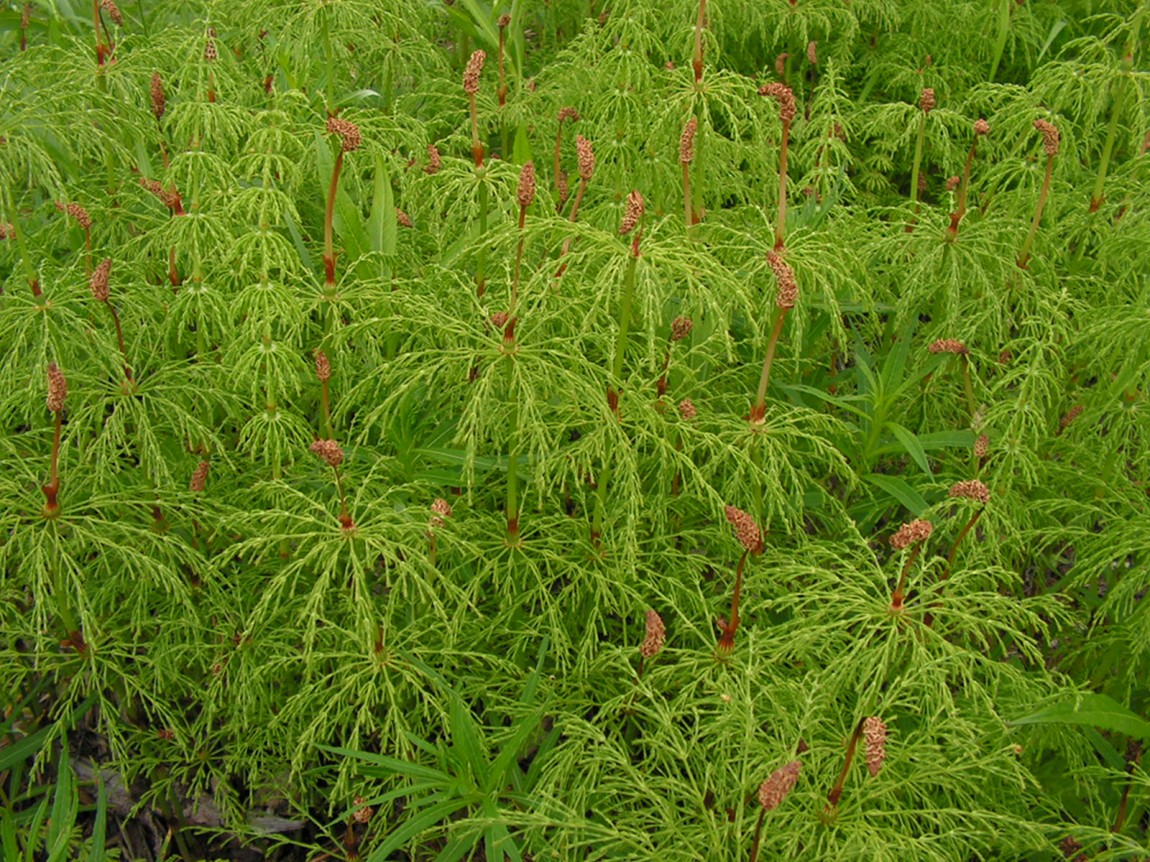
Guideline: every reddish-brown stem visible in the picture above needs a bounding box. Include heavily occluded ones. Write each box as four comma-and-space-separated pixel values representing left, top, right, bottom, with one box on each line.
105, 303, 135, 385
890, 543, 924, 610
948, 140, 979, 236
324, 148, 344, 289
497, 28, 508, 107
553, 141, 563, 201
656, 350, 672, 399
156, 118, 170, 170
1111, 744, 1140, 833
42, 411, 62, 518
826, 718, 867, 809
168, 248, 180, 292
682, 162, 694, 227
555, 178, 588, 277
320, 378, 332, 439
207, 68, 216, 104
942, 507, 983, 583
774, 119, 790, 250
716, 549, 749, 655
692, 0, 707, 82
748, 806, 768, 862
92, 1, 106, 66
510, 205, 527, 318
1017, 153, 1054, 270
332, 465, 353, 530
469, 93, 484, 168
750, 310, 789, 424
924, 508, 983, 628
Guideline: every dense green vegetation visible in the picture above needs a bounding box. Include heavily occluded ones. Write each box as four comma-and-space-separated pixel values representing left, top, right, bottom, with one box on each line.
2, 0, 1149, 858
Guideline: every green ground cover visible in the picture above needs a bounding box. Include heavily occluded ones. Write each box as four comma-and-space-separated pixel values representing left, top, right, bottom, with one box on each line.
2, 0, 1149, 858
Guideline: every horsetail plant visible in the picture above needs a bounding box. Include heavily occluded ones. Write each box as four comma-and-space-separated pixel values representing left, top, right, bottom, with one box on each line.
948, 118, 989, 237
749, 251, 798, 424
315, 349, 332, 439
310, 438, 353, 531
590, 189, 644, 545
657, 315, 693, 402
717, 504, 763, 656
463, 49, 490, 296
749, 761, 802, 862
907, 88, 936, 231
56, 201, 93, 272
428, 497, 452, 567
823, 716, 886, 821
680, 118, 699, 229
89, 258, 134, 388
889, 519, 933, 612
323, 115, 362, 294
759, 83, 796, 249
637, 609, 665, 679
691, 0, 707, 82
1017, 119, 1059, 270
5, 4, 1150, 858
928, 338, 976, 421
553, 107, 578, 210
940, 480, 990, 580
555, 134, 595, 275
503, 161, 536, 545
42, 363, 67, 520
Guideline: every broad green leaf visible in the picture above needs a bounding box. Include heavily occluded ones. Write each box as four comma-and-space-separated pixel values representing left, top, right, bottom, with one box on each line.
863, 473, 928, 516
1009, 693, 1150, 741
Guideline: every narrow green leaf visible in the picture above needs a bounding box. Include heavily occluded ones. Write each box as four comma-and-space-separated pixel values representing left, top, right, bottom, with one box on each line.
434, 830, 480, 862
1009, 693, 1150, 740
282, 206, 314, 271
512, 122, 532, 166
316, 745, 450, 784
46, 740, 77, 862
485, 710, 542, 795
1, 808, 17, 862
914, 429, 976, 451
459, 0, 500, 52
449, 695, 487, 780
1037, 19, 1068, 62
0, 724, 53, 772
87, 771, 107, 862
368, 153, 396, 258
884, 421, 932, 475
24, 796, 50, 862
781, 384, 869, 420
862, 473, 928, 516
879, 330, 913, 396
367, 798, 469, 862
